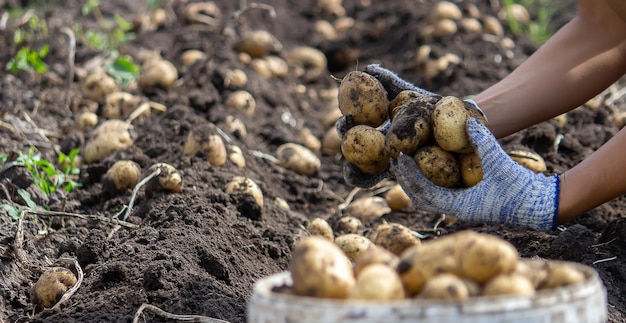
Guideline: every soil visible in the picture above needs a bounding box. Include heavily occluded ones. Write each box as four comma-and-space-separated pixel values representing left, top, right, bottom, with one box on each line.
1, 0, 625, 322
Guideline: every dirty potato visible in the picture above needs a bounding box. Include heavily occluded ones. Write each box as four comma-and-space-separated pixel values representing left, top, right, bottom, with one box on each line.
307, 217, 334, 241
338, 71, 389, 127
459, 233, 519, 284
433, 96, 487, 153
31, 267, 77, 310
224, 176, 263, 207
368, 223, 421, 256
459, 152, 483, 187
419, 273, 469, 300
83, 120, 134, 164
334, 233, 374, 262
388, 90, 440, 120
183, 127, 227, 168
348, 264, 405, 301
346, 196, 392, 223
414, 145, 460, 188
341, 125, 390, 175
276, 143, 321, 176
290, 236, 355, 299
385, 100, 434, 158
333, 216, 362, 235
145, 163, 183, 196
102, 160, 141, 194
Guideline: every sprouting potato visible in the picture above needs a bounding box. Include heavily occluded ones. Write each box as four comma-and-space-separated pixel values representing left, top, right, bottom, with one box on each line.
334, 233, 374, 261
102, 160, 141, 194
234, 30, 282, 58
348, 264, 405, 301
368, 223, 421, 256
508, 148, 547, 173
459, 152, 483, 187
419, 273, 469, 300
333, 216, 362, 235
307, 217, 334, 241
483, 274, 535, 297
102, 92, 143, 119
414, 145, 461, 188
346, 196, 392, 223
341, 125, 390, 175
224, 176, 263, 207
75, 112, 98, 133
183, 126, 227, 167
433, 96, 487, 153
276, 143, 321, 176
384, 184, 411, 211
82, 70, 119, 103
338, 71, 389, 127
83, 120, 134, 164
139, 58, 178, 92
31, 267, 77, 310
353, 246, 399, 277
540, 262, 586, 289
145, 163, 183, 196
180, 49, 207, 68
459, 233, 519, 284
225, 90, 256, 116
290, 236, 355, 299
385, 100, 435, 158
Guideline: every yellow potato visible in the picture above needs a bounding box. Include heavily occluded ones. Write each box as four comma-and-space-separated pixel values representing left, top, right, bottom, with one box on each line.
183, 127, 227, 168
419, 273, 469, 300
414, 145, 460, 188
541, 262, 586, 289
334, 233, 374, 262
276, 143, 321, 176
145, 163, 184, 196
31, 267, 77, 310
433, 96, 487, 153
384, 184, 411, 211
139, 58, 178, 92
346, 196, 391, 223
508, 148, 547, 173
333, 216, 362, 235
224, 176, 263, 207
290, 236, 355, 299
459, 152, 483, 187
307, 217, 334, 241
341, 125, 390, 175
459, 233, 519, 284
102, 160, 141, 193
234, 30, 282, 58
353, 246, 399, 277
367, 223, 421, 256
83, 120, 134, 164
385, 101, 434, 158
348, 264, 405, 301
388, 90, 439, 120
483, 274, 535, 296
338, 71, 389, 127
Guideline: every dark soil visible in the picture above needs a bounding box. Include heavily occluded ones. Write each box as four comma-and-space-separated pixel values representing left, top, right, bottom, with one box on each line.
1, 0, 625, 322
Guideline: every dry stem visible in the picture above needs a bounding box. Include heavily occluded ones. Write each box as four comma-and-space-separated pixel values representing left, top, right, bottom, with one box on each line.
133, 303, 230, 323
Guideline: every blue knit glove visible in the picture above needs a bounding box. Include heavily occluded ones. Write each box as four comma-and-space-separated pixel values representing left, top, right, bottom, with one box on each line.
391, 118, 560, 230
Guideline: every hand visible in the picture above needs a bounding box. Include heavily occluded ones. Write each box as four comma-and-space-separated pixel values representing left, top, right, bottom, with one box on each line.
391, 118, 560, 230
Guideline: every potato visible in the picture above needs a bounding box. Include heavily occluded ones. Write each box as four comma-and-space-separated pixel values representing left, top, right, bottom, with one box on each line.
459, 152, 483, 187
459, 17, 482, 34
307, 217, 334, 241
276, 143, 321, 176
145, 163, 183, 196
514, 259, 549, 289
102, 92, 143, 119
224, 115, 248, 138
541, 262, 586, 289
414, 145, 460, 188
419, 273, 469, 300
508, 149, 547, 173
482, 15, 504, 37
139, 58, 178, 92
346, 196, 391, 223
102, 160, 141, 193
286, 46, 328, 72
264, 56, 290, 78
183, 2, 222, 25
290, 236, 355, 299
459, 233, 519, 284
228, 145, 246, 169
234, 30, 282, 58
31, 267, 77, 310
224, 176, 263, 207
429, 1, 462, 22
83, 120, 134, 164
82, 70, 119, 103
180, 49, 207, 68
333, 216, 362, 234
348, 264, 405, 301
368, 223, 421, 256
338, 71, 389, 127
75, 112, 98, 133
433, 96, 487, 153
432, 19, 458, 37
353, 246, 399, 277
341, 125, 390, 175
384, 184, 411, 211
223, 69, 248, 89
321, 126, 342, 155
299, 128, 321, 152
385, 101, 434, 158
388, 90, 439, 120
183, 126, 227, 168
483, 274, 535, 296
225, 90, 256, 116
334, 233, 374, 261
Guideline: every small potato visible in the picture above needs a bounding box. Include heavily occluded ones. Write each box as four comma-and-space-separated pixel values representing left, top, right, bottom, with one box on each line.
321, 126, 342, 155
508, 149, 547, 173
432, 19, 458, 37
482, 15, 504, 37
459, 233, 519, 284
298, 128, 321, 152
75, 112, 98, 133
276, 143, 321, 176
102, 160, 141, 193
234, 30, 282, 58
385, 101, 434, 158
368, 223, 421, 256
348, 264, 405, 301
334, 233, 374, 262
180, 49, 207, 68
341, 125, 390, 175
82, 71, 119, 103
346, 196, 392, 223
145, 163, 183, 196
307, 218, 334, 241
353, 246, 399, 277
286, 46, 328, 72
338, 71, 389, 127
429, 1, 462, 22
290, 236, 355, 299
333, 216, 362, 235
224, 176, 263, 207
459, 17, 483, 34
433, 96, 487, 153
139, 58, 178, 92
483, 274, 535, 296
229, 145, 246, 169
388, 91, 439, 120
514, 259, 549, 289
459, 152, 483, 187
384, 184, 411, 211
414, 145, 460, 188
223, 69, 248, 89
224, 115, 248, 138
419, 273, 469, 300
83, 120, 134, 164
31, 267, 77, 310
183, 126, 227, 168
225, 90, 256, 116
541, 262, 586, 289
183, 2, 222, 24
102, 92, 143, 119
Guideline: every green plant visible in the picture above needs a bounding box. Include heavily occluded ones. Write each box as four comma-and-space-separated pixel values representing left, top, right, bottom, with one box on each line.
6, 45, 49, 74
12, 14, 49, 45
1, 189, 37, 220
15, 147, 82, 195
502, 0, 554, 45
105, 52, 142, 87
76, 0, 135, 50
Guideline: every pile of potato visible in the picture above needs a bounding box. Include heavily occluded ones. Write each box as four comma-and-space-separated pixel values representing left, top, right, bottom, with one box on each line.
289, 227, 587, 301
339, 70, 547, 188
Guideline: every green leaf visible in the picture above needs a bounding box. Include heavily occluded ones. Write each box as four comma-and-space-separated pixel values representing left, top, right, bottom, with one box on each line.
0, 204, 21, 220
114, 14, 133, 31
106, 56, 141, 86
17, 189, 38, 211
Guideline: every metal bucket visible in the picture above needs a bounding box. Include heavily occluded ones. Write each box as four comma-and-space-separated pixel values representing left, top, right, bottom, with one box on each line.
248, 261, 607, 323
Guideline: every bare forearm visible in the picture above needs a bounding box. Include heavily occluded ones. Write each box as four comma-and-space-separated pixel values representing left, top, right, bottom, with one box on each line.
557, 127, 626, 223
474, 1, 626, 138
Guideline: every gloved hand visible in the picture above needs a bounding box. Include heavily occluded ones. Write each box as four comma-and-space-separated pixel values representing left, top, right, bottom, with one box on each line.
392, 118, 560, 230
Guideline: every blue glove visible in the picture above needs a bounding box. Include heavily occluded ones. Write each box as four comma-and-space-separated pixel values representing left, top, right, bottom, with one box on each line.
391, 118, 560, 230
